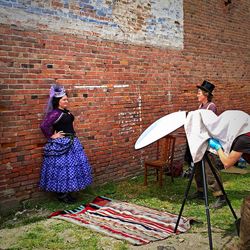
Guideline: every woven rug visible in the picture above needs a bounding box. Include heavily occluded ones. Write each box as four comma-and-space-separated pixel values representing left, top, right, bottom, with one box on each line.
49, 196, 192, 245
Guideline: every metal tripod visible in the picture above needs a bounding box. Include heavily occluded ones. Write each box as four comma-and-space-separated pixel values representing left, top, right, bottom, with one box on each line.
174, 151, 238, 250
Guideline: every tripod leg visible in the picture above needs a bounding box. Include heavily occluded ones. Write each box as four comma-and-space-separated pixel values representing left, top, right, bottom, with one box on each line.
174, 162, 195, 233
204, 153, 238, 220
201, 158, 213, 250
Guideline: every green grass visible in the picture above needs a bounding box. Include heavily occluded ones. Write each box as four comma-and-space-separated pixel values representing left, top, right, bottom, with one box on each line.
1, 166, 249, 250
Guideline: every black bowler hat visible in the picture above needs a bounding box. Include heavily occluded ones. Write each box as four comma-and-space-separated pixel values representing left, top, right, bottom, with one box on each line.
197, 80, 215, 95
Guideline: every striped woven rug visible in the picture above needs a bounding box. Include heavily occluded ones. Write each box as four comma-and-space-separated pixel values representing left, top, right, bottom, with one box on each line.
49, 196, 191, 245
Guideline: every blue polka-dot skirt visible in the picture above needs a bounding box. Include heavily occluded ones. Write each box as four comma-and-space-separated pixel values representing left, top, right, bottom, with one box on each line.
39, 137, 93, 193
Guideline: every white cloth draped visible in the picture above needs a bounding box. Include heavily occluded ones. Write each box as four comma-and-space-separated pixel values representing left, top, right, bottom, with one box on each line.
184, 110, 250, 163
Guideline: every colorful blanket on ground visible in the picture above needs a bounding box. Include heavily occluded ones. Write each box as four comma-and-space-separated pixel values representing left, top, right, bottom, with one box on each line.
49, 196, 191, 245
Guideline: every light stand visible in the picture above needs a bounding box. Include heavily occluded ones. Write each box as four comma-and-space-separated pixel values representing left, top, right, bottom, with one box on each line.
174, 151, 238, 250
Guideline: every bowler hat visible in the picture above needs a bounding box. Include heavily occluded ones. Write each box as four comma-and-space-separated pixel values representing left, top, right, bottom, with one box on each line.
197, 80, 215, 95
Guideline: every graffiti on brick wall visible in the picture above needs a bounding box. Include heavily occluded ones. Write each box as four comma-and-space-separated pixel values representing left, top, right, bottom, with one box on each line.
0, 0, 183, 49
118, 110, 141, 135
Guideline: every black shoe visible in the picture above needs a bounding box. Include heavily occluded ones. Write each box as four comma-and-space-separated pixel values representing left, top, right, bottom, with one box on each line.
189, 191, 204, 200
57, 193, 76, 204
67, 193, 77, 203
211, 196, 227, 209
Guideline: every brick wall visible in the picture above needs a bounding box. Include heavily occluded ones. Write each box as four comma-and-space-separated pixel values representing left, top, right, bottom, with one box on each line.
0, 0, 249, 210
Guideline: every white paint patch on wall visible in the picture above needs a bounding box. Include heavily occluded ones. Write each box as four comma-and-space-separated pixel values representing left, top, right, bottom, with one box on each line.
74, 84, 129, 90
0, 0, 183, 49
74, 85, 108, 90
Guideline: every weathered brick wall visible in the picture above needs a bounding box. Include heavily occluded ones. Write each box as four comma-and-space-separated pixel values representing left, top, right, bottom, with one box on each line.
0, 0, 249, 210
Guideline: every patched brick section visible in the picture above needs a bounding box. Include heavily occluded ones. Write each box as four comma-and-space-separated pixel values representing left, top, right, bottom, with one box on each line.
0, 0, 183, 49
0, 0, 250, 207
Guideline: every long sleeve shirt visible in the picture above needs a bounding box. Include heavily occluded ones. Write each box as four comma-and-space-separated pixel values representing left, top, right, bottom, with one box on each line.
40, 109, 75, 138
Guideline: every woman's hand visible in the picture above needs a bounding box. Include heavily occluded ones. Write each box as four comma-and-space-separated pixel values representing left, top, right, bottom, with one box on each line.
51, 131, 65, 139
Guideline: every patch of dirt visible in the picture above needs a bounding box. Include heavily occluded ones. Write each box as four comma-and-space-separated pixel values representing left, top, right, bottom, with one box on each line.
130, 228, 238, 250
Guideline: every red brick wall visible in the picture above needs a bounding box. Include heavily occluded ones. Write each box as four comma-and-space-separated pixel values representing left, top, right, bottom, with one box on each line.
0, 0, 249, 209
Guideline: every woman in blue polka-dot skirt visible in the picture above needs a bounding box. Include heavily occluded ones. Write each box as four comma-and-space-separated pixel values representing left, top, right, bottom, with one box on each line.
39, 84, 93, 203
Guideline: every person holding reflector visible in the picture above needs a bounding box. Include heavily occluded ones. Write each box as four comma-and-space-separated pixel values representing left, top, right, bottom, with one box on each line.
189, 80, 226, 209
